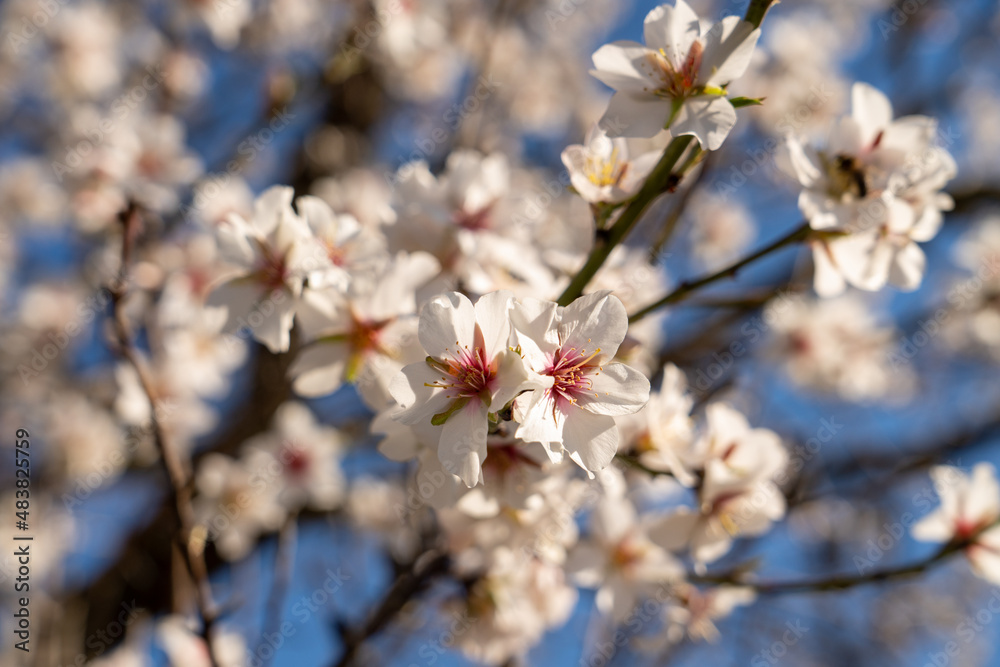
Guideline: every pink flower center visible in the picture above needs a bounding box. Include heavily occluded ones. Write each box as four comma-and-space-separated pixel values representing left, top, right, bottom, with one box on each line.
545, 345, 602, 408
651, 41, 704, 98
453, 205, 493, 231
281, 442, 311, 477
427, 345, 497, 400
253, 241, 289, 291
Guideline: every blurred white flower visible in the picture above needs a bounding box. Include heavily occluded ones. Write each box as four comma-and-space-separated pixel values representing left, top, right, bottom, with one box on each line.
780, 83, 956, 296
561, 124, 660, 204
207, 186, 329, 353
569, 491, 682, 622
913, 463, 1000, 584
764, 293, 913, 401
242, 402, 346, 512
291, 250, 439, 407
620, 363, 698, 484
193, 453, 285, 561
651, 403, 787, 566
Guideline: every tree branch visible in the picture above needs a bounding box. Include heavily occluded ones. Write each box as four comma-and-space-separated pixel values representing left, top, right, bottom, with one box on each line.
108, 203, 221, 667
332, 551, 451, 667
628, 222, 810, 322
692, 521, 998, 595
557, 135, 696, 306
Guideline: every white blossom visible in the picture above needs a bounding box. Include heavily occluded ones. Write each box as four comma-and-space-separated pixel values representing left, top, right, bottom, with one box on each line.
590, 0, 760, 148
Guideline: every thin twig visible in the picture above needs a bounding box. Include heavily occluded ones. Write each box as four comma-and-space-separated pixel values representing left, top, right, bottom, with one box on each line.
108, 203, 221, 667
332, 551, 450, 667
261, 511, 299, 667
628, 222, 810, 323
691, 521, 999, 595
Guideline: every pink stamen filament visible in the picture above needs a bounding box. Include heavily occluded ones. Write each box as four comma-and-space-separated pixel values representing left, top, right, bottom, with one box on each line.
545, 346, 603, 416
425, 344, 497, 400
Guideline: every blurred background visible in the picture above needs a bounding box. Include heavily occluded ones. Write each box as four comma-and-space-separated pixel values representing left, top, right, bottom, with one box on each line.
2, 0, 1000, 665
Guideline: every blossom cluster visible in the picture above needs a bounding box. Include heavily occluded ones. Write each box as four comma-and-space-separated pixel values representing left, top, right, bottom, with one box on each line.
0, 0, 991, 664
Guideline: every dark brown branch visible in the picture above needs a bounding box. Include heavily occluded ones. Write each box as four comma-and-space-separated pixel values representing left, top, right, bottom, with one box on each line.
692, 522, 999, 595
107, 203, 221, 667
332, 551, 451, 667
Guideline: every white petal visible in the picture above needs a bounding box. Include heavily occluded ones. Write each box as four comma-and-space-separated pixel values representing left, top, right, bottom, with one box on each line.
418, 292, 477, 359
289, 343, 349, 397
643, 0, 701, 63
671, 96, 738, 150
390, 362, 453, 426
560, 291, 628, 360
253, 291, 297, 352
700, 17, 760, 88
578, 363, 651, 416
491, 349, 532, 410
590, 41, 662, 94
438, 402, 488, 487
563, 408, 619, 473
618, 149, 661, 195
600, 91, 672, 139
778, 135, 824, 189
811, 241, 847, 298
851, 82, 894, 149
567, 542, 610, 587
966, 463, 1000, 522
206, 278, 261, 330
971, 528, 1000, 584
514, 390, 564, 453
910, 512, 953, 543
648, 507, 701, 551
690, 517, 734, 564
473, 290, 513, 359
253, 185, 295, 238
887, 241, 926, 291
511, 297, 560, 352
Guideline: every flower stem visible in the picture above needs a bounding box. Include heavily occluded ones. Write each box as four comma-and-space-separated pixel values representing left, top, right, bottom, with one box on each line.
628, 222, 810, 323
557, 135, 695, 306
